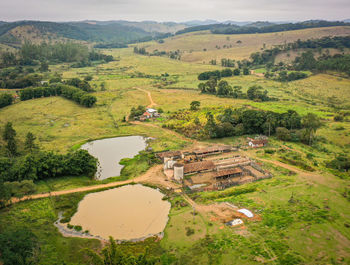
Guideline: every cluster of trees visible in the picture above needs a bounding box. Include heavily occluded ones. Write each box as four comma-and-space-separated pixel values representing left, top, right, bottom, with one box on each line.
249, 36, 350, 76
133, 47, 148, 55
198, 78, 272, 101
0, 93, 13, 109
20, 84, 97, 108
0, 42, 114, 68
221, 58, 236, 67
88, 50, 114, 62
0, 228, 39, 264
82, 237, 156, 265
294, 52, 350, 75
198, 68, 248, 80
133, 47, 182, 60
151, 50, 181, 60
64, 77, 93, 92
166, 107, 322, 145
0, 66, 43, 89
94, 43, 128, 48
60, 85, 97, 107
129, 105, 146, 120
204, 109, 305, 139
287, 36, 350, 50
0, 122, 98, 183
264, 71, 308, 82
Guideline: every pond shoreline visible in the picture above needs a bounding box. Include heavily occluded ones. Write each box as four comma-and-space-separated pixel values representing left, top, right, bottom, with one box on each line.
55, 212, 166, 243
56, 184, 171, 242
81, 135, 149, 180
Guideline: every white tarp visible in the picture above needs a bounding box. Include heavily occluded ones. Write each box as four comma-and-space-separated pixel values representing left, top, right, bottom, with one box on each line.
228, 219, 243, 226
238, 209, 254, 218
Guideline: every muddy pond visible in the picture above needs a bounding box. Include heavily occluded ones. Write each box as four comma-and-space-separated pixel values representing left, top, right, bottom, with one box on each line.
81, 136, 147, 180
68, 184, 171, 241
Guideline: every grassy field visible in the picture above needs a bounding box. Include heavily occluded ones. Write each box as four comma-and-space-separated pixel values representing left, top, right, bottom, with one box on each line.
0, 26, 350, 264
136, 26, 350, 64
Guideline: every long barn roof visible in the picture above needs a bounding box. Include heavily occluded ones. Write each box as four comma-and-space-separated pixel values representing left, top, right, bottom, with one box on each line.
184, 161, 215, 174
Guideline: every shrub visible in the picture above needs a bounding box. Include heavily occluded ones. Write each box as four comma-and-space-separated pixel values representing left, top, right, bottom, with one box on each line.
185, 227, 195, 236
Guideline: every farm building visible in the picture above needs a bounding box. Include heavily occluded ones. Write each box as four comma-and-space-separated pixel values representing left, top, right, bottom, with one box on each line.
214, 156, 251, 170
139, 108, 160, 121
248, 139, 268, 148
184, 160, 216, 175
193, 145, 233, 157
157, 151, 183, 170
213, 168, 243, 180
140, 112, 152, 121
146, 108, 160, 117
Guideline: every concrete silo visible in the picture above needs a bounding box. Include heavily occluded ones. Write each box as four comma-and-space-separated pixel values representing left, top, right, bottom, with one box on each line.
173, 163, 184, 181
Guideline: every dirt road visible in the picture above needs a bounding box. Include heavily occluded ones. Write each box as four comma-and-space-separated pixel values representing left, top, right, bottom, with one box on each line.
134, 87, 156, 108
11, 165, 181, 204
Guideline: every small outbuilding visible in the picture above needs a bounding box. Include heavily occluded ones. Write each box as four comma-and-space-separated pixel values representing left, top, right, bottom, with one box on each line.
248, 139, 268, 148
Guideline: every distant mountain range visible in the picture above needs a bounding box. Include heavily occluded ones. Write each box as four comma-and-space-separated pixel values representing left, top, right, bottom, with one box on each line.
0, 19, 349, 47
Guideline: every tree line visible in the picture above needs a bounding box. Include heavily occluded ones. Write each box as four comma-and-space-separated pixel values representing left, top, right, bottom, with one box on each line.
198, 68, 249, 80
19, 84, 97, 107
211, 21, 350, 35
198, 77, 273, 101
265, 71, 309, 82
175, 21, 350, 36
133, 47, 182, 60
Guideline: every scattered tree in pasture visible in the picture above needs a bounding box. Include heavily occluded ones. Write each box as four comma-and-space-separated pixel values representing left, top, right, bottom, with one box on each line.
25, 132, 37, 153
39, 61, 49, 72
3, 122, 17, 157
190, 101, 201, 111
301, 113, 322, 145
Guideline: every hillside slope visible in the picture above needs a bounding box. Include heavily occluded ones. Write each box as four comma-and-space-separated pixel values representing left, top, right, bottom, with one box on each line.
140, 26, 350, 63
0, 21, 153, 46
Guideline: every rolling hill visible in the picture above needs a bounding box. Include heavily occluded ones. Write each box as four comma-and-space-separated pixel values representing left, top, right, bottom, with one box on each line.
139, 26, 350, 63
0, 21, 157, 46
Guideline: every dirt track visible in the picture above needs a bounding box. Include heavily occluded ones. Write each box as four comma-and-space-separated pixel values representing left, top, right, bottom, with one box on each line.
134, 87, 156, 108
11, 165, 181, 204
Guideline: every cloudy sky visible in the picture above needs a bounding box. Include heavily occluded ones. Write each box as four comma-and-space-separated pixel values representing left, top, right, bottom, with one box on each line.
1, 0, 349, 22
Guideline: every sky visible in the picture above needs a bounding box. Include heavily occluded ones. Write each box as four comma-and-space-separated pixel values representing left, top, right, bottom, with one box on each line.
1, 0, 349, 22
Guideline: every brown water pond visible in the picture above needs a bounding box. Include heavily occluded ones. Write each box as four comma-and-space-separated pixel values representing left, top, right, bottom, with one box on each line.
81, 136, 147, 180
69, 184, 171, 241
